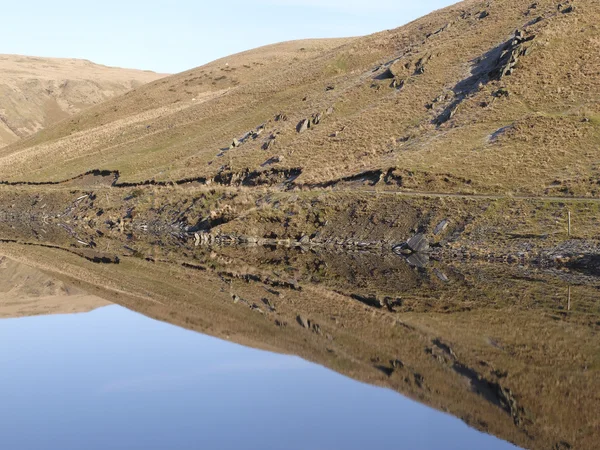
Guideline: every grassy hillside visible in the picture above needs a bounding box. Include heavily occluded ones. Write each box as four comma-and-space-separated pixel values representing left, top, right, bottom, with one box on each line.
0, 0, 597, 198
0, 55, 165, 147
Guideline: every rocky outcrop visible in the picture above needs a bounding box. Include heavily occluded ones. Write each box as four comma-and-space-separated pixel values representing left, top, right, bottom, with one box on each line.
491, 30, 535, 80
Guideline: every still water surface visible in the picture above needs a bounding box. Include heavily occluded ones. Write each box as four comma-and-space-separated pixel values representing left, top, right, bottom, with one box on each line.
0, 305, 518, 450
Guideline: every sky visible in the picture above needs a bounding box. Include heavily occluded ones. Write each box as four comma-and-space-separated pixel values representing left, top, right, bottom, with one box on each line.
0, 305, 518, 450
1, 0, 457, 74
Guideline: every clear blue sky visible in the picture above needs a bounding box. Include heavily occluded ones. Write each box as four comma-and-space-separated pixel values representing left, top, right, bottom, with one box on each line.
1, 0, 457, 74
0, 305, 518, 450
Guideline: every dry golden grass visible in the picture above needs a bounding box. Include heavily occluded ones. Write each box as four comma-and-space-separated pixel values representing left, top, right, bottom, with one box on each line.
0, 55, 166, 147
0, 0, 598, 199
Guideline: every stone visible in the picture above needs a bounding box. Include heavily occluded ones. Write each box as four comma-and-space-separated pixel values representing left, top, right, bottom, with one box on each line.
299, 235, 310, 244
262, 298, 276, 312
297, 315, 310, 329
230, 138, 240, 149
325, 106, 335, 115
407, 233, 430, 253
434, 219, 449, 235
296, 119, 310, 133
391, 359, 404, 369
392, 244, 413, 256
312, 112, 323, 125
434, 269, 449, 282
407, 253, 430, 268
391, 78, 405, 89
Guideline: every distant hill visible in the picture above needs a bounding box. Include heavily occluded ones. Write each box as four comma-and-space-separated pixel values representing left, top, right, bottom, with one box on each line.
0, 0, 596, 198
0, 55, 165, 147
0, 255, 111, 318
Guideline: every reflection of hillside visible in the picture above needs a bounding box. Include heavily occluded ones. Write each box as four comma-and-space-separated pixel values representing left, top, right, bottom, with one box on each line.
0, 255, 111, 318
1, 242, 598, 450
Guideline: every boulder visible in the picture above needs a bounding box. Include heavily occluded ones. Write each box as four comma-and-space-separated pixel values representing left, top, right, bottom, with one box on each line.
297, 315, 310, 329
299, 235, 310, 244
407, 233, 430, 253
297, 119, 310, 133
434, 219, 449, 235
434, 269, 450, 282
407, 253, 430, 268
392, 244, 413, 256
391, 78, 405, 89
262, 138, 275, 150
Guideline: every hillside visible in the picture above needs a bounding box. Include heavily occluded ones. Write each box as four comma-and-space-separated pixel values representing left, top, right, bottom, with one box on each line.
0, 55, 165, 148
0, 255, 110, 318
0, 0, 597, 198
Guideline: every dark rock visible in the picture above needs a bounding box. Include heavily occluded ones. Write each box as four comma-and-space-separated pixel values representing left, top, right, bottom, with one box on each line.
297, 315, 310, 328
262, 136, 276, 150
478, 10, 489, 19
261, 298, 276, 312
391, 78, 405, 89
434, 269, 450, 282
351, 293, 384, 309
434, 219, 450, 235
414, 54, 431, 75
407, 233, 430, 253
493, 88, 510, 98
391, 359, 404, 369
296, 119, 310, 133
407, 253, 430, 268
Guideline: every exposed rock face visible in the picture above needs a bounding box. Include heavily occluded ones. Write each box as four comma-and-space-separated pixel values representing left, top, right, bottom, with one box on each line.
312, 112, 323, 126
297, 119, 310, 133
434, 219, 450, 235
407, 233, 430, 253
491, 30, 536, 80
297, 315, 310, 328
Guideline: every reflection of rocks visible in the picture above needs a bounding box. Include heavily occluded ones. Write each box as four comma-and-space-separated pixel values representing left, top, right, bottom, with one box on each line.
2, 226, 599, 450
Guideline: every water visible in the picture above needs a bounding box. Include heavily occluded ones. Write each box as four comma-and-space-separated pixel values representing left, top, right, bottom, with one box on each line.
0, 305, 517, 450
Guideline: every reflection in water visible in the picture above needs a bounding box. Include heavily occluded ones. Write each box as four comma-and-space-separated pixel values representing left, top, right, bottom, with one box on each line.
0, 236, 598, 450
0, 306, 516, 450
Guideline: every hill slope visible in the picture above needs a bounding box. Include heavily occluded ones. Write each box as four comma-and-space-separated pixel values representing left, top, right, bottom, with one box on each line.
0, 255, 110, 318
0, 0, 597, 198
0, 55, 166, 147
